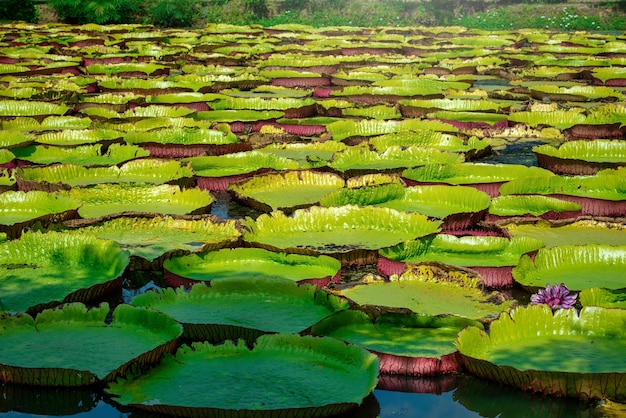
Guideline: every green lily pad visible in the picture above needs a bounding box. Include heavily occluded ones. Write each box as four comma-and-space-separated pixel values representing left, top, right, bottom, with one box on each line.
335, 269, 514, 321
0, 231, 129, 314
194, 109, 284, 122
499, 173, 626, 201
33, 129, 124, 146
185, 150, 300, 177
123, 126, 238, 145
456, 305, 626, 400
66, 216, 239, 262
130, 277, 349, 341
0, 131, 35, 148
1, 116, 91, 131
257, 141, 346, 165
0, 190, 80, 235
229, 170, 345, 212
163, 247, 341, 287
513, 244, 626, 291
502, 218, 626, 248
328, 145, 463, 175
0, 100, 69, 116
370, 132, 490, 155
580, 286, 626, 309
311, 309, 482, 375
105, 333, 378, 417
0, 302, 181, 386
241, 205, 441, 260
11, 143, 149, 166
60, 184, 213, 219
380, 234, 544, 268
403, 163, 554, 187
17, 159, 194, 189
488, 195, 582, 217
322, 183, 490, 221
533, 139, 626, 165
508, 109, 587, 130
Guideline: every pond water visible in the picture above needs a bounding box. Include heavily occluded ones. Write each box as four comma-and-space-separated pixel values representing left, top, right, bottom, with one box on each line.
0, 141, 613, 417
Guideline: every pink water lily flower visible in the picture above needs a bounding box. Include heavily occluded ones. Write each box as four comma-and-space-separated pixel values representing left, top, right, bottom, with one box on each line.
530, 283, 578, 310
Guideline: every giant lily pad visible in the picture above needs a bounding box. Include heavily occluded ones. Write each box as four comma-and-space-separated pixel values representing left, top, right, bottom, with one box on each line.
402, 163, 554, 197
60, 184, 213, 219
66, 215, 239, 262
322, 183, 490, 230
311, 310, 482, 376
11, 143, 149, 166
33, 129, 124, 146
16, 159, 194, 190
334, 267, 514, 321
228, 170, 345, 212
130, 277, 349, 342
0, 302, 181, 386
533, 140, 626, 175
379, 234, 544, 287
327, 145, 464, 177
0, 190, 80, 238
105, 333, 379, 417
163, 247, 341, 288
508, 109, 587, 130
185, 151, 301, 191
499, 173, 626, 217
513, 244, 626, 291
487, 195, 582, 220
241, 205, 441, 264
0, 231, 129, 314
0, 100, 69, 117
456, 305, 626, 400
502, 218, 626, 248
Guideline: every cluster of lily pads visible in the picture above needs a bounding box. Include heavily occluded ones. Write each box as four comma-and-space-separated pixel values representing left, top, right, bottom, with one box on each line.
1, 21, 626, 416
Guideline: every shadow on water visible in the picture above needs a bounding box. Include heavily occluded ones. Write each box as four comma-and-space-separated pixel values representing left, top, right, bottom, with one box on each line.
1, 372, 607, 418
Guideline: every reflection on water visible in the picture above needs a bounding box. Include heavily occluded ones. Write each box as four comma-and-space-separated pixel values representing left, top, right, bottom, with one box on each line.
1, 372, 607, 418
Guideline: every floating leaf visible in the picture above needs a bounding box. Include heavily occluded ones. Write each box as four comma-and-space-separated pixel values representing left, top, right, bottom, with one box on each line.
67, 216, 239, 261
456, 305, 626, 400
0, 302, 181, 386
229, 170, 345, 212
335, 268, 513, 321
61, 184, 213, 219
242, 205, 441, 257
105, 334, 378, 417
163, 247, 341, 287
12, 143, 149, 166
0, 231, 129, 313
513, 244, 626, 291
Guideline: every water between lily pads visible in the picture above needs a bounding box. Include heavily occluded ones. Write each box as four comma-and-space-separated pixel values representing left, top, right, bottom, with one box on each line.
0, 141, 607, 417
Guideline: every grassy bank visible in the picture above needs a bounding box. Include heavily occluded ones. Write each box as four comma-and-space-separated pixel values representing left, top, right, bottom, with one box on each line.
32, 0, 626, 31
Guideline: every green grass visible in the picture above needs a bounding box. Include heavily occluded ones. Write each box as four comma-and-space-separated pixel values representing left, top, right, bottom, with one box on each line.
452, 4, 626, 31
